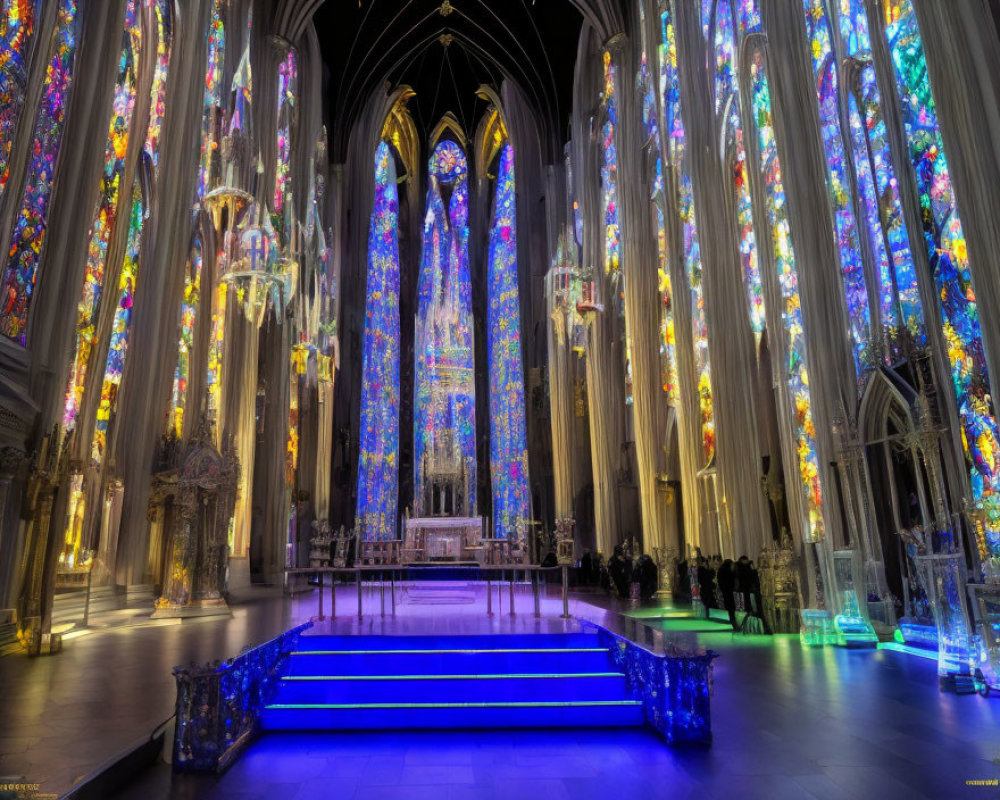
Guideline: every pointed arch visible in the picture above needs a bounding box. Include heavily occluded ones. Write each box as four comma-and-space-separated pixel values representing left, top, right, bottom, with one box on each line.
429, 111, 467, 151
380, 85, 418, 181
858, 367, 916, 445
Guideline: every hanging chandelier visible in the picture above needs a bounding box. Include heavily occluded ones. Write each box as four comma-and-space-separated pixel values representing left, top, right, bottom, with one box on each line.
221, 212, 297, 328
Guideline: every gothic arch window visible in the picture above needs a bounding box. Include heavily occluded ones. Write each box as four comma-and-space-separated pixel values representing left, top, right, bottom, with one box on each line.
803, 0, 871, 374
63, 0, 144, 429
847, 61, 923, 343
659, 0, 714, 463
64, 0, 172, 460
486, 143, 530, 541
357, 140, 402, 541
713, 0, 764, 341
746, 43, 824, 540
0, 0, 41, 195
0, 0, 79, 343
881, 0, 1000, 559
637, 50, 677, 404
412, 138, 476, 522
600, 50, 631, 407
172, 234, 203, 436
273, 48, 296, 219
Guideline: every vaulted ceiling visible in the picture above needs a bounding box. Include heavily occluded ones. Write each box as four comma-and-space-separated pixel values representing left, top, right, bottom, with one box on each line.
312, 0, 587, 159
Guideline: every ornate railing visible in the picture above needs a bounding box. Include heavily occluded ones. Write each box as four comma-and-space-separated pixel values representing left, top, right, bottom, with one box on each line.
171, 621, 312, 772
585, 622, 718, 745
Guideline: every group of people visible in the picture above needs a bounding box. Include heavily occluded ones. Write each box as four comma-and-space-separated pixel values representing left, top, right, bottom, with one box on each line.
682, 551, 770, 633
578, 545, 659, 601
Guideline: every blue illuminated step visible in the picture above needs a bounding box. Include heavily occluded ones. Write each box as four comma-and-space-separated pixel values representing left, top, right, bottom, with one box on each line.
273, 672, 629, 704
260, 700, 645, 731
264, 632, 643, 731
294, 633, 602, 651
285, 648, 614, 676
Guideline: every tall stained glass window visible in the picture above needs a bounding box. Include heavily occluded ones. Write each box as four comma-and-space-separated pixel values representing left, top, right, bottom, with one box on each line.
273, 48, 296, 221
63, 0, 142, 429
486, 143, 530, 541
93, 1, 172, 457
748, 47, 824, 540
186, 0, 228, 429
713, 0, 764, 341
883, 0, 1000, 560
0, 0, 39, 195
834, 0, 923, 351
639, 54, 678, 404
413, 140, 476, 515
357, 141, 401, 541
0, 0, 78, 343
803, 0, 871, 374
661, 2, 714, 462
602, 50, 632, 406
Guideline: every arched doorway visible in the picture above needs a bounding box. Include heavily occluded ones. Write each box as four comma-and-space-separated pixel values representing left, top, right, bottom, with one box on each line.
858, 368, 931, 620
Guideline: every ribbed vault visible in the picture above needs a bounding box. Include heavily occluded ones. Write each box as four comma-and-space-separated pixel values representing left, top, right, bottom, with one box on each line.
310, 0, 593, 161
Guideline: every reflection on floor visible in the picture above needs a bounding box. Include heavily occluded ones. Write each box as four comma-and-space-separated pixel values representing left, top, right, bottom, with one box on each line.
3, 584, 1000, 799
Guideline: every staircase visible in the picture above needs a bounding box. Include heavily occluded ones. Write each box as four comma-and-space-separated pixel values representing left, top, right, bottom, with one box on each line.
261, 632, 644, 731
402, 581, 477, 605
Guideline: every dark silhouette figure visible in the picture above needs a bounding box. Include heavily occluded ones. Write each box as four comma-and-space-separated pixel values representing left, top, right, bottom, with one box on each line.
697, 558, 717, 611
608, 545, 631, 598
717, 558, 738, 630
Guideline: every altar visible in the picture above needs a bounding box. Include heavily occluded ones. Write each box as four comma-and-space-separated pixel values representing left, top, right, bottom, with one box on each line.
403, 516, 483, 564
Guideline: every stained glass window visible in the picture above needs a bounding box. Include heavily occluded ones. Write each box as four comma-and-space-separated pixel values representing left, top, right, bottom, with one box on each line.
661, 2, 714, 462
601, 50, 634, 408
749, 48, 824, 540
835, 0, 924, 347
0, 0, 78, 343
0, 0, 39, 194
714, 0, 764, 341
487, 144, 530, 541
803, 0, 871, 374
413, 140, 477, 517
357, 141, 401, 541
883, 0, 1000, 559
197, 0, 225, 200
738, 0, 761, 36
93, 0, 172, 457
63, 0, 141, 429
273, 48, 296, 221
171, 239, 201, 436
639, 54, 678, 404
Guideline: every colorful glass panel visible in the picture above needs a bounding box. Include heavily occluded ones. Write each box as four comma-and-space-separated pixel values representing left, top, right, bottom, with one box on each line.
413, 140, 477, 517
804, 0, 871, 373
487, 144, 530, 541
640, 54, 678, 404
273, 48, 295, 219
63, 0, 141, 428
884, 0, 1000, 559
93, 1, 172, 456
715, 0, 764, 341
749, 49, 824, 540
661, 3, 714, 462
357, 142, 401, 541
197, 0, 225, 200
0, 0, 78, 342
0, 0, 38, 194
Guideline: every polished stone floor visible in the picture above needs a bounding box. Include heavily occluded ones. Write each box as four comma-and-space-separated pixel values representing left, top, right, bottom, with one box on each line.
2, 582, 999, 799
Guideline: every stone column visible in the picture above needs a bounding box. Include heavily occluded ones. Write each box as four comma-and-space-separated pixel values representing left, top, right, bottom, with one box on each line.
113, 0, 215, 587
220, 302, 260, 564
609, 38, 673, 555
674, 2, 769, 559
